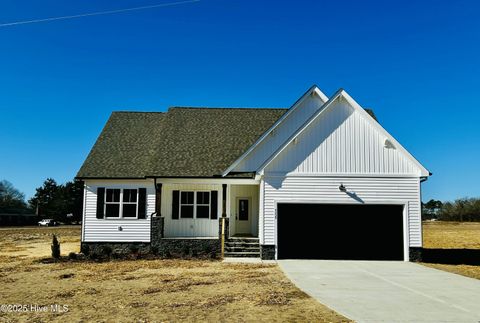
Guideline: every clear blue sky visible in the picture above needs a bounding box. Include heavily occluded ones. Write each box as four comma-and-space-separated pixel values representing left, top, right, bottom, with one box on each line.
1, 0, 479, 202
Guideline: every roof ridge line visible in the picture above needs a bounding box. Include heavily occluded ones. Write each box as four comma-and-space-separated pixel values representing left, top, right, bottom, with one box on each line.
112, 111, 166, 114
168, 106, 287, 111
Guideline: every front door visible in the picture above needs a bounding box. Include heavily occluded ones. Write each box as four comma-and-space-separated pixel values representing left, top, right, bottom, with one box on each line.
235, 198, 251, 235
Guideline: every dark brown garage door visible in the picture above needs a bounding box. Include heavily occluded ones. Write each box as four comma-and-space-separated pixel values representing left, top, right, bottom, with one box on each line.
277, 204, 404, 260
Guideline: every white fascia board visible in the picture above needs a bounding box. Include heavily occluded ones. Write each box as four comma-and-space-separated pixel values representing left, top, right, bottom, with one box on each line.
340, 90, 431, 177
257, 88, 343, 173
312, 86, 329, 102
84, 178, 154, 185
264, 172, 424, 178
156, 178, 260, 185
221, 85, 328, 176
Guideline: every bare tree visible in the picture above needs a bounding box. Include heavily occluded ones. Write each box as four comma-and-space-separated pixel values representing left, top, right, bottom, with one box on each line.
0, 180, 27, 213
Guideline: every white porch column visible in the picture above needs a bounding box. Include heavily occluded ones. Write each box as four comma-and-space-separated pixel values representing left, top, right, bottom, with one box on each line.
225, 183, 231, 236
259, 177, 264, 245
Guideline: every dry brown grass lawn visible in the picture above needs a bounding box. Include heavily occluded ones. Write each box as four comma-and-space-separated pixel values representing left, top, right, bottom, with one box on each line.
0, 226, 348, 322
0, 226, 80, 258
422, 221, 480, 249
422, 221, 480, 280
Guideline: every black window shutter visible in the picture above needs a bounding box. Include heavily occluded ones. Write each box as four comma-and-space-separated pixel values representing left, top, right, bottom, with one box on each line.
138, 188, 147, 219
210, 190, 218, 219
96, 187, 105, 219
172, 190, 179, 219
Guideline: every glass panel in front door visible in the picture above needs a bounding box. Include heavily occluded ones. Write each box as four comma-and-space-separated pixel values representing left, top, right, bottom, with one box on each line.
239, 199, 249, 221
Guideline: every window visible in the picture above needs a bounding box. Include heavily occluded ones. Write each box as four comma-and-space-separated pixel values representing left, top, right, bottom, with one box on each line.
178, 191, 211, 219
238, 199, 249, 220
196, 192, 210, 218
123, 189, 138, 218
105, 189, 120, 218
105, 188, 138, 219
180, 191, 194, 218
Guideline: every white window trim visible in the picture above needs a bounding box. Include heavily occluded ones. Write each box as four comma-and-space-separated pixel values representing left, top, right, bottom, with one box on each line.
104, 188, 139, 220
179, 190, 212, 220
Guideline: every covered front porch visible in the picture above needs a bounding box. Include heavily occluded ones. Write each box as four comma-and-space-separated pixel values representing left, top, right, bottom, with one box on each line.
227, 184, 260, 238
157, 178, 260, 239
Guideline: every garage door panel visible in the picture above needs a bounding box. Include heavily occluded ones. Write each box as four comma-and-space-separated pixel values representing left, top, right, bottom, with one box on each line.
277, 204, 404, 260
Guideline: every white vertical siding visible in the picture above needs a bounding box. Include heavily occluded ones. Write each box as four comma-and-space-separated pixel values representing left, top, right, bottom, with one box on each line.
82, 179, 155, 242
262, 176, 421, 248
266, 99, 421, 175
162, 183, 221, 237
233, 94, 326, 172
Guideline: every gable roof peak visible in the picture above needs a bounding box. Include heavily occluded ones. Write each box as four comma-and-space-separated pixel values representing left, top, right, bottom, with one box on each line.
257, 87, 430, 177
221, 85, 329, 176
309, 85, 329, 102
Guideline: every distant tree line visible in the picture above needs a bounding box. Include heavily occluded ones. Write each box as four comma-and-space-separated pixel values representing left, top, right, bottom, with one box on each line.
0, 180, 28, 214
0, 178, 83, 223
422, 198, 480, 222
29, 178, 84, 223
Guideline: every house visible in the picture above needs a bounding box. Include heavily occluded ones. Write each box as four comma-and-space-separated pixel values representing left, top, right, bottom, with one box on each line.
76, 86, 430, 261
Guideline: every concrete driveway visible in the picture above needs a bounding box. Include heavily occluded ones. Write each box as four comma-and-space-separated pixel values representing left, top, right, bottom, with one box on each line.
279, 260, 480, 323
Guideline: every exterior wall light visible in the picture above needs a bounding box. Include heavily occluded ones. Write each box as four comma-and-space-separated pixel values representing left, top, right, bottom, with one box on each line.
384, 139, 396, 149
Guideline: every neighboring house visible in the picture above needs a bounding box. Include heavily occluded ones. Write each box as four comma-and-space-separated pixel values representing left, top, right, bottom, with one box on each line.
76, 86, 430, 261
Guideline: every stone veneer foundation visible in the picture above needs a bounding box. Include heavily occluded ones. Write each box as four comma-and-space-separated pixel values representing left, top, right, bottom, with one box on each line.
81, 216, 224, 258
260, 245, 276, 260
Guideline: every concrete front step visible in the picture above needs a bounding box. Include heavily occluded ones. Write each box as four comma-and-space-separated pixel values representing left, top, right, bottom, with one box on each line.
225, 237, 260, 258
223, 257, 264, 263
226, 239, 259, 245
224, 252, 260, 258
227, 238, 259, 243
225, 242, 260, 248
226, 243, 260, 250
225, 247, 260, 253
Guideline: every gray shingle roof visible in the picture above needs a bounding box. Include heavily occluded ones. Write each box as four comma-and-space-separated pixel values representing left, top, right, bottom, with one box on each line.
76, 107, 287, 179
